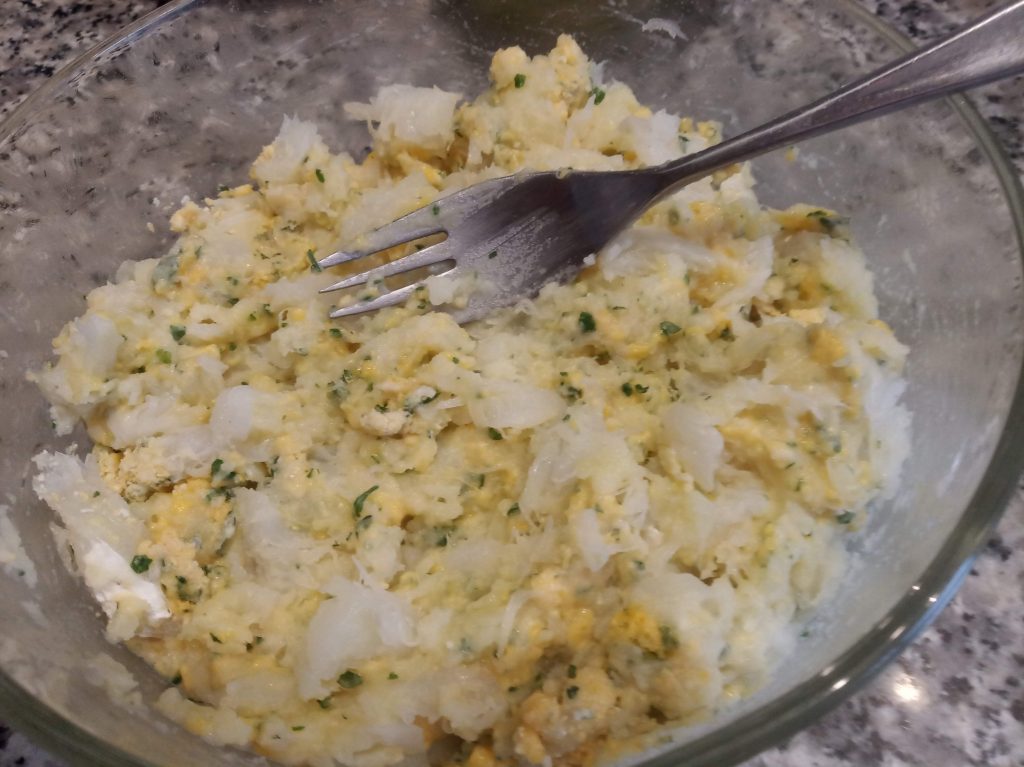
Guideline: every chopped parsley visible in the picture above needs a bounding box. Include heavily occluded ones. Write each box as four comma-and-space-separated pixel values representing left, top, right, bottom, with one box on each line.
807, 209, 844, 233
155, 348, 172, 364
578, 311, 597, 333
353, 485, 379, 518
338, 670, 363, 689
329, 328, 343, 338
169, 324, 186, 342
568, 664, 577, 679
130, 554, 152, 574
315, 167, 325, 183
211, 458, 224, 476
506, 503, 521, 517
317, 697, 331, 709
292, 725, 306, 732
431, 203, 440, 216
487, 250, 498, 259
514, 73, 527, 88
487, 427, 503, 440
591, 86, 606, 105
836, 511, 855, 525
660, 320, 682, 336
388, 672, 399, 680
306, 249, 322, 272
659, 625, 679, 652
621, 382, 634, 396
566, 685, 579, 700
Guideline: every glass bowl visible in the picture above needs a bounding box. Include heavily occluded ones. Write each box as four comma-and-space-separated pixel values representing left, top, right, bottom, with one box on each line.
0, 1, 1021, 765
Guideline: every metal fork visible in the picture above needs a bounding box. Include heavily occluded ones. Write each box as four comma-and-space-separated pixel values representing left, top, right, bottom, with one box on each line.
319, 1, 1024, 322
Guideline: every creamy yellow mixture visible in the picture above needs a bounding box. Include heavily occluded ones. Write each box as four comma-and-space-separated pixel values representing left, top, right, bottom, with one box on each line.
31, 37, 909, 767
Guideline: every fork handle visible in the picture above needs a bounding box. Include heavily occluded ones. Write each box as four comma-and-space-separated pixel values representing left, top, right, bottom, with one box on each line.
654, 0, 1024, 189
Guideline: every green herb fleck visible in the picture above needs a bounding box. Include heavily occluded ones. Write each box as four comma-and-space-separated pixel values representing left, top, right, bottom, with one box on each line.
487, 250, 498, 259
317, 697, 331, 709
591, 86, 606, 105
659, 625, 679, 652
660, 321, 682, 336
621, 382, 634, 396
568, 664, 577, 679
514, 73, 526, 88
292, 725, 306, 732
807, 209, 840, 232
635, 384, 649, 394
431, 203, 440, 216
566, 685, 579, 700
306, 249, 322, 272
487, 427, 503, 441
155, 348, 172, 364
836, 511, 855, 525
507, 503, 521, 517
563, 385, 583, 402
388, 672, 399, 680
169, 325, 186, 343
353, 485, 379, 518
329, 328, 343, 338
315, 168, 325, 183
211, 458, 224, 476
338, 670, 363, 689
130, 555, 152, 574
578, 311, 597, 333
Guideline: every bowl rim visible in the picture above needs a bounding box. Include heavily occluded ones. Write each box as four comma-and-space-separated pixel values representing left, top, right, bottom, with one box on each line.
0, 1, 1022, 765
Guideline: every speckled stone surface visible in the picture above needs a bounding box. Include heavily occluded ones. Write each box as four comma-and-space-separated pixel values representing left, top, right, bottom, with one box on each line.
1, 1, 1022, 766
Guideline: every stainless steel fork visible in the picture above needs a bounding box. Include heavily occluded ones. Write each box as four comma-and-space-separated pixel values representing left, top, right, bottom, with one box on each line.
319, 1, 1024, 322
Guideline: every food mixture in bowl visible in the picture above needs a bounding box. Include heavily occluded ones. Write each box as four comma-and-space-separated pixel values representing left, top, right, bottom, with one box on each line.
30, 36, 909, 767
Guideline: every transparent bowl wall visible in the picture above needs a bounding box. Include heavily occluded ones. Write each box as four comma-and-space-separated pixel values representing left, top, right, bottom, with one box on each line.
0, 1, 1021, 766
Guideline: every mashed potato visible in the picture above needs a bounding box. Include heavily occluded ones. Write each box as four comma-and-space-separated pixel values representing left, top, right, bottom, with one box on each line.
30, 36, 909, 767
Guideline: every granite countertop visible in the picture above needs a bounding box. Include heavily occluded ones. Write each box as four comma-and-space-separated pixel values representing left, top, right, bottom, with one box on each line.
1, 1, 1022, 766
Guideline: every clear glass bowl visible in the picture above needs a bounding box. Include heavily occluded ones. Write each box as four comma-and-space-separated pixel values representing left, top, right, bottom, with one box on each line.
0, 1, 1021, 765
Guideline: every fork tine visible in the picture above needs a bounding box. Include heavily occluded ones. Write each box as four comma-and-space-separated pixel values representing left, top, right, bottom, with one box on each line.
319, 241, 452, 294
328, 283, 422, 319
317, 205, 446, 269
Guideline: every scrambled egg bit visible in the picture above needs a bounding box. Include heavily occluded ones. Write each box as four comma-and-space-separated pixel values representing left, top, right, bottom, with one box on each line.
30, 36, 909, 767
